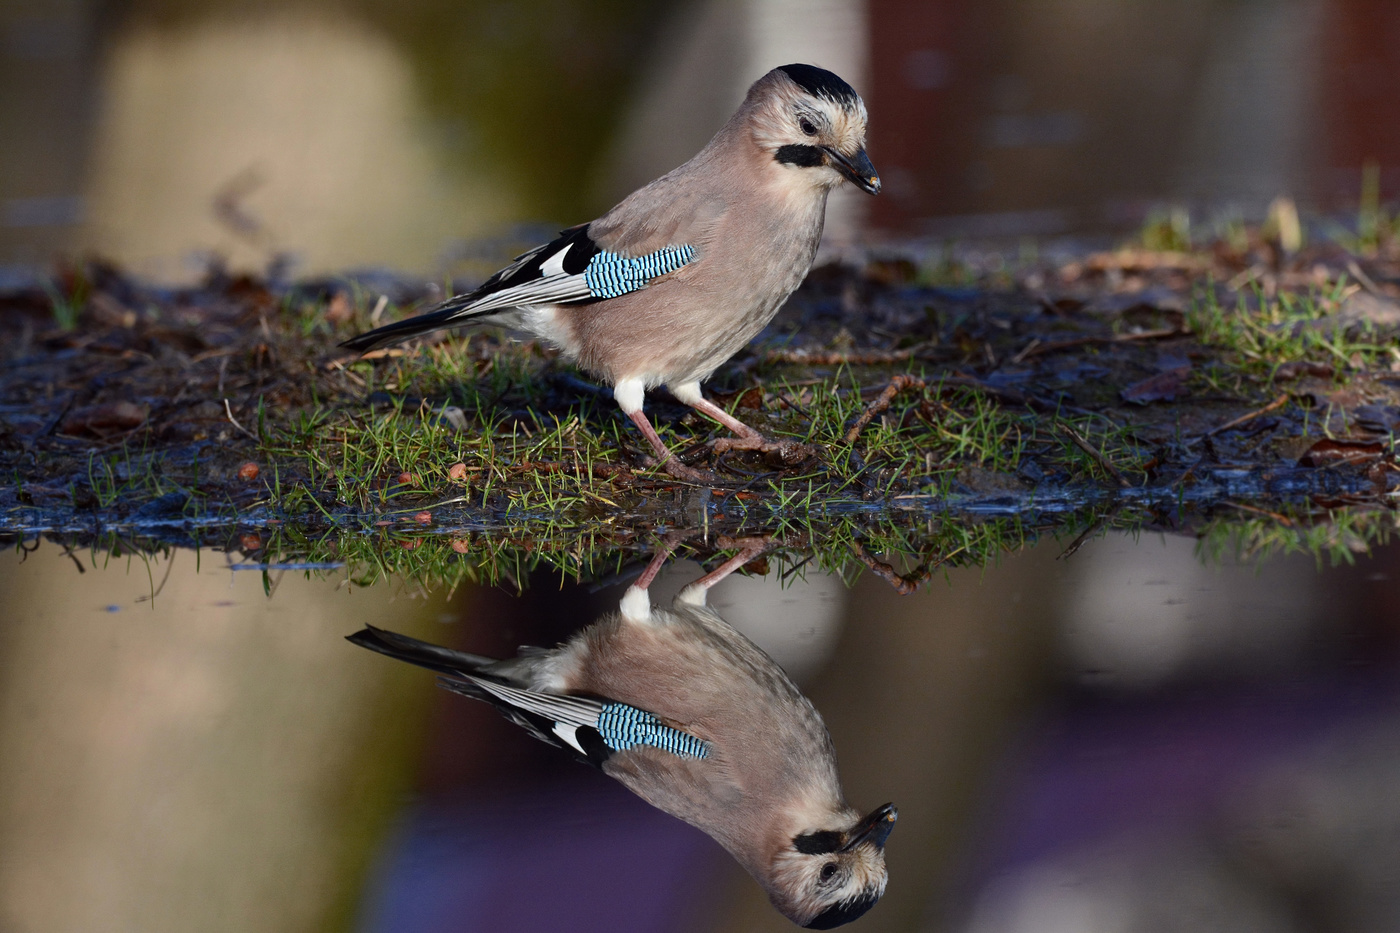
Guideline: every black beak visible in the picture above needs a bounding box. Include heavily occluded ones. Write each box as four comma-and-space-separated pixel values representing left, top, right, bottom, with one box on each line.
842, 803, 897, 852
824, 147, 881, 195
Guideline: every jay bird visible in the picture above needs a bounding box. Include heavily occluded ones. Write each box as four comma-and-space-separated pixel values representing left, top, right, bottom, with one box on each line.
341, 64, 880, 481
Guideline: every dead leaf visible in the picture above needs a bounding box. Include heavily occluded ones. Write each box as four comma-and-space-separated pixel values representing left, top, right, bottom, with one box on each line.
58, 401, 148, 438
1297, 438, 1385, 467
1337, 291, 1400, 328
1353, 405, 1400, 434
1273, 360, 1334, 381
439, 406, 468, 431
1121, 366, 1190, 404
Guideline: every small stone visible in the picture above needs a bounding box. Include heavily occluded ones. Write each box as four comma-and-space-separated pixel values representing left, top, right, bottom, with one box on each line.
450, 537, 470, 554
240, 533, 262, 550
237, 461, 260, 480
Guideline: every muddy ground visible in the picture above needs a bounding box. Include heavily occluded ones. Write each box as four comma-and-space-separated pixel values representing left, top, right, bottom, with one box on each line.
3, 229, 1399, 589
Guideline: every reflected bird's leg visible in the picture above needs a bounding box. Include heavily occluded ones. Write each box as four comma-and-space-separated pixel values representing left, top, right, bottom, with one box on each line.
635, 538, 678, 591
622, 536, 682, 622
678, 539, 772, 607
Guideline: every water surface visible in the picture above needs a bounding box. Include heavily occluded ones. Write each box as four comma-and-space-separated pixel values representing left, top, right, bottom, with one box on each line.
2, 530, 1396, 932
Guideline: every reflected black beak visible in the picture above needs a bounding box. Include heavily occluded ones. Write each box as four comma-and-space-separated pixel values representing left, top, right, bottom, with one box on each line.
842, 803, 897, 851
824, 146, 881, 195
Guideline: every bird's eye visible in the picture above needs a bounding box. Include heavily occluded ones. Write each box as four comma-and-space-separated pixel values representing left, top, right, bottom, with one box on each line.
819, 863, 838, 883
800, 118, 819, 136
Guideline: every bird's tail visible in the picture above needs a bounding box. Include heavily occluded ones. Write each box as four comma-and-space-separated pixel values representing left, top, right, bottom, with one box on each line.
346, 625, 496, 677
338, 296, 497, 353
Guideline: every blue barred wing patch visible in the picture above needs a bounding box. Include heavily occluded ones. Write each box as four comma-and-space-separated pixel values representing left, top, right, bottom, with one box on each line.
584, 246, 696, 300
597, 703, 710, 759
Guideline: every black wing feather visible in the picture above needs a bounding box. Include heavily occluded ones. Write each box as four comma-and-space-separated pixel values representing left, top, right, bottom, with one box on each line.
346, 625, 496, 675
339, 225, 601, 353
348, 625, 616, 768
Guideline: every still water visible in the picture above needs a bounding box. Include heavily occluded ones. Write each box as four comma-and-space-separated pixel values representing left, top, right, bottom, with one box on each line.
1, 531, 1396, 933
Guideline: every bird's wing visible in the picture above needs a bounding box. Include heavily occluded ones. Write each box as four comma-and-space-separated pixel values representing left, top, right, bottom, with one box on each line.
339, 222, 701, 351
440, 675, 710, 768
442, 221, 703, 312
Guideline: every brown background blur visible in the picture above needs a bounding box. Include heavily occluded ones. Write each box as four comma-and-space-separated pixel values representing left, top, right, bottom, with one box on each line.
4, 0, 1398, 279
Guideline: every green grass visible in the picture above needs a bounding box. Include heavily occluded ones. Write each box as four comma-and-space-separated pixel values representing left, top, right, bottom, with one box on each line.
1187, 279, 1394, 393
14, 218, 1400, 596
1196, 506, 1399, 569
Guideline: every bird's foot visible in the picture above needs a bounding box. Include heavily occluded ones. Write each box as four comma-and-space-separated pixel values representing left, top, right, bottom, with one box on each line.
642, 455, 719, 484
709, 434, 818, 467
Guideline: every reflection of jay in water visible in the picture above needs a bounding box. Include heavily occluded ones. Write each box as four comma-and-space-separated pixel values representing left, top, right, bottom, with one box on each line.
350, 542, 895, 928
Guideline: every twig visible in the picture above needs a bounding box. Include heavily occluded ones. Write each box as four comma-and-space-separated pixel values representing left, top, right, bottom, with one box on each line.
1057, 423, 1131, 487
1201, 393, 1289, 438
223, 399, 258, 441
1057, 512, 1111, 559
844, 375, 925, 444
850, 540, 963, 595
1221, 500, 1294, 526
1010, 338, 1041, 365
356, 347, 408, 361
1346, 259, 1385, 297
323, 357, 367, 387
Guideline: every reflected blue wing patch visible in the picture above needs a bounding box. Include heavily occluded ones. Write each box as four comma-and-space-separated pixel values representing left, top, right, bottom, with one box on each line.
597, 702, 710, 759
584, 246, 696, 300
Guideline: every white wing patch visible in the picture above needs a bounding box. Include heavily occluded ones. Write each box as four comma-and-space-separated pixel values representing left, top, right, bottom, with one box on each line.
539, 243, 571, 278
551, 722, 586, 754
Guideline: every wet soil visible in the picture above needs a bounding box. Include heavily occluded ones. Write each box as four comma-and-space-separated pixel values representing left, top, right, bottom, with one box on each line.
3, 236, 1399, 586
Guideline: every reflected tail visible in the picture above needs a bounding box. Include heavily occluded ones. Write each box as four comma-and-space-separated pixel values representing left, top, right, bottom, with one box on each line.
346, 625, 495, 676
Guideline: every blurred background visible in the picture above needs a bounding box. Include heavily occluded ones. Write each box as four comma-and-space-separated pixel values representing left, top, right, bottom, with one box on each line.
3, 0, 1398, 279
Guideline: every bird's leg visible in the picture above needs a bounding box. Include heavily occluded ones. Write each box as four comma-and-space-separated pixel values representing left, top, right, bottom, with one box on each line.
615, 381, 717, 481
670, 383, 815, 466
621, 537, 680, 623
677, 540, 771, 606
634, 537, 678, 590
626, 410, 717, 482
